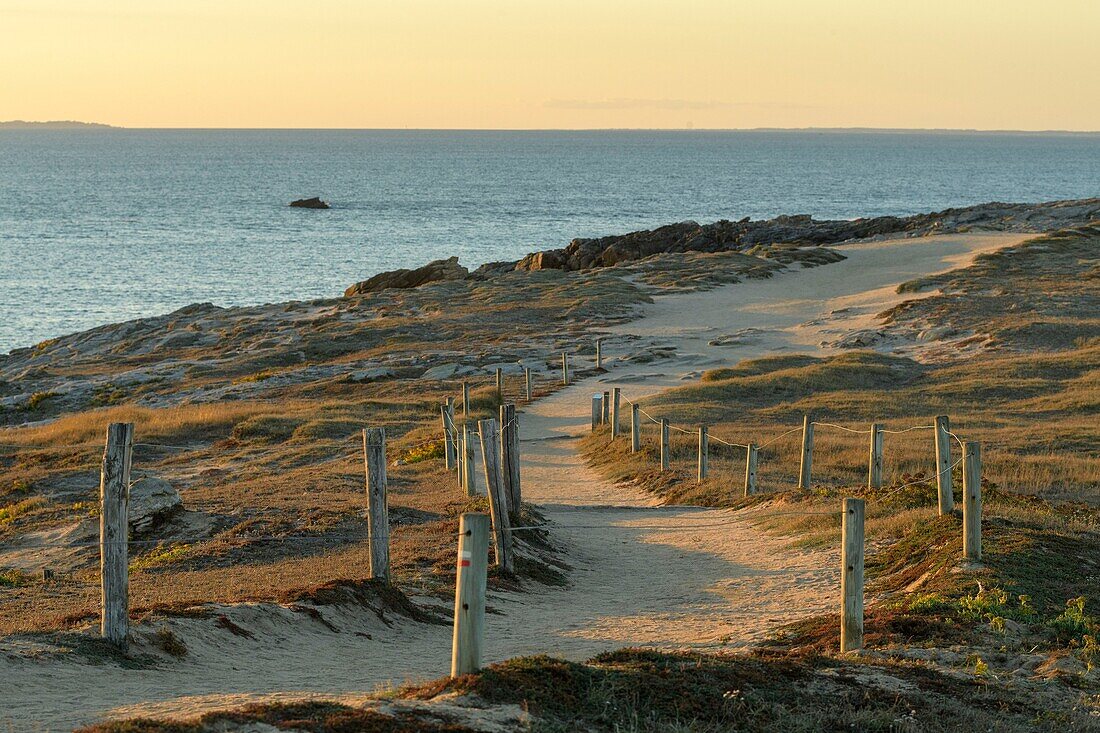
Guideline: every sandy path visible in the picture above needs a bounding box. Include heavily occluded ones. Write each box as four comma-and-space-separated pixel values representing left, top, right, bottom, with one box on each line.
1, 232, 1026, 731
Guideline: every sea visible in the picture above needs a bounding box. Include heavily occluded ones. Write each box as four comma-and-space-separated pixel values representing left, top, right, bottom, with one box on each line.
1, 129, 1097, 352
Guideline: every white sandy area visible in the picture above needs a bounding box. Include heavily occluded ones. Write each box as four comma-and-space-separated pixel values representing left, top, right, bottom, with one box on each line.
1, 232, 1028, 731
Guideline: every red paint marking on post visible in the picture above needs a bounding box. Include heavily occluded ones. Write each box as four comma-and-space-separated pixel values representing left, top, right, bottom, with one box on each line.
460, 560, 471, 567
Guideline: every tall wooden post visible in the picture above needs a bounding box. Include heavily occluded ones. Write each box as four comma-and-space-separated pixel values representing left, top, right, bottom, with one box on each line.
935, 415, 954, 514
462, 381, 470, 418
630, 404, 641, 453
100, 422, 133, 650
499, 404, 521, 520
451, 512, 489, 677
660, 418, 670, 471
867, 423, 883, 490
611, 388, 621, 438
595, 339, 603, 370
841, 497, 865, 652
364, 427, 390, 582
478, 419, 514, 573
591, 394, 602, 431
561, 353, 569, 385
963, 442, 982, 562
601, 391, 610, 424
744, 443, 758, 496
524, 368, 532, 402
441, 403, 455, 471
697, 426, 709, 483
495, 368, 503, 401
798, 415, 814, 490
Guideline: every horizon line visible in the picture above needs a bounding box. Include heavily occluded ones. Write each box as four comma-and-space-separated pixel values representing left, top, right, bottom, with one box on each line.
4, 122, 1100, 135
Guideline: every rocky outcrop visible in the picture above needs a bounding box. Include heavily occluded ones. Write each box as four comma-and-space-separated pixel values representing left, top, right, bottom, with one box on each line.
515, 199, 1100, 272
129, 477, 182, 535
344, 257, 469, 296
289, 197, 330, 209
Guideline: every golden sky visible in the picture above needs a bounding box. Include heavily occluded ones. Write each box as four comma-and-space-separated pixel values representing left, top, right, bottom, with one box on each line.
2, 0, 1098, 130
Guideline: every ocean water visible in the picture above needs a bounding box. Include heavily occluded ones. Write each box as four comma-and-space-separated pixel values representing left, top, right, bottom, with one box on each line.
1, 129, 1098, 352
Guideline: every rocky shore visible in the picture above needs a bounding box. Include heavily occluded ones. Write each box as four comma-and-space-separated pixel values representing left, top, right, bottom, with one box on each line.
2, 198, 1097, 423
339, 198, 1100, 295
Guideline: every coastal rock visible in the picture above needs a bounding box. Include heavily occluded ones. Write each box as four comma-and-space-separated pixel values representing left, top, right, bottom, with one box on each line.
129, 477, 182, 535
511, 199, 1100, 273
345, 257, 469, 296
348, 367, 396, 383
289, 197, 330, 209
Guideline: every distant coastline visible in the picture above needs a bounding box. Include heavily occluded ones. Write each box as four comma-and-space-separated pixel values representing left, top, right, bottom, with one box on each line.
0, 120, 117, 130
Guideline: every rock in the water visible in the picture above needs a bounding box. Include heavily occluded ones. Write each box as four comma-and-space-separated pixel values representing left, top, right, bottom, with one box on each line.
290, 197, 330, 209
129, 477, 182, 534
345, 257, 469, 296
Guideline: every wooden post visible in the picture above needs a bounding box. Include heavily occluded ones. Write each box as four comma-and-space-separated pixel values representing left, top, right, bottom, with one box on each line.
595, 339, 602, 370
798, 414, 814, 490
459, 422, 468, 490
495, 368, 503, 401
524, 368, 532, 402
100, 422, 133, 650
867, 423, 883, 490
451, 512, 489, 677
630, 404, 641, 453
364, 427, 390, 582
611, 388, 621, 438
499, 404, 521, 520
744, 443, 758, 496
935, 415, 954, 515
561, 353, 569, 385
478, 419, 514, 573
841, 497, 865, 652
462, 381, 470, 418
446, 400, 458, 470
697, 426, 709, 483
462, 425, 477, 497
441, 403, 455, 471
963, 441, 982, 562
591, 394, 602, 431
660, 418, 670, 471
601, 390, 610, 424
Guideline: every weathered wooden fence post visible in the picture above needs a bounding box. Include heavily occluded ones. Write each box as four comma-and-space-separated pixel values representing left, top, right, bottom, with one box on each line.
611, 388, 621, 438
561, 353, 569, 385
462, 381, 470, 418
601, 390, 610, 424
744, 443, 758, 496
100, 422, 133, 650
451, 512, 489, 677
867, 423, 883, 490
495, 368, 503, 401
697, 425, 709, 483
478, 419, 514, 573
461, 425, 476, 496
595, 338, 603, 370
446, 399, 458, 469
660, 418, 670, 471
524, 368, 532, 402
364, 427, 390, 582
441, 403, 455, 470
935, 415, 954, 515
963, 441, 982, 562
630, 404, 641, 453
841, 497, 865, 652
798, 414, 814, 491
499, 404, 521, 520
591, 394, 602, 431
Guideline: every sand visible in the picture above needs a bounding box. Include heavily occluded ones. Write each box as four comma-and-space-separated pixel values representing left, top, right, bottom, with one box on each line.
1, 232, 1028, 731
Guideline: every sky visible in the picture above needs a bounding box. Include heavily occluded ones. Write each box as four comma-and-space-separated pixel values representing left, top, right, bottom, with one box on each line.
2, 0, 1099, 130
